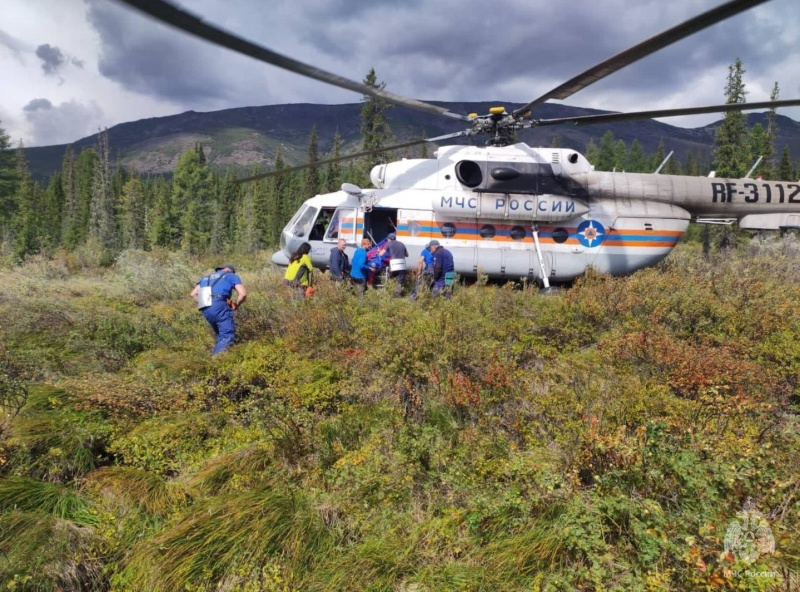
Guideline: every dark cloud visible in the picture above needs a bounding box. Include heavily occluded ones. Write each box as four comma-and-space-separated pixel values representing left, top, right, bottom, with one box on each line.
76, 0, 799, 128
36, 43, 65, 75
86, 0, 237, 106
23, 98, 53, 112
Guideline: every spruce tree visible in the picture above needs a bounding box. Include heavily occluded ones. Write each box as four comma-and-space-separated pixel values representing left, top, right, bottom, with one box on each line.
60, 147, 80, 249
777, 145, 794, 180
625, 140, 647, 172
0, 122, 18, 230
43, 172, 64, 248
149, 178, 179, 248
323, 130, 343, 193
595, 131, 616, 171
360, 68, 395, 166
613, 139, 626, 172
173, 146, 214, 254
763, 82, 779, 179
119, 176, 147, 250
89, 131, 118, 251
584, 139, 599, 165
13, 145, 40, 260
714, 58, 749, 178
304, 126, 321, 198
74, 147, 98, 247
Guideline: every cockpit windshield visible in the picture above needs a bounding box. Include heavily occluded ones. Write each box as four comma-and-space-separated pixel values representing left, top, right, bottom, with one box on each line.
289, 205, 318, 239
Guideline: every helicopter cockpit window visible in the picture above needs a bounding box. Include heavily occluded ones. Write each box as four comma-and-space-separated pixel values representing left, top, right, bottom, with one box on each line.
510, 225, 526, 241
290, 206, 318, 238
311, 207, 336, 241
440, 223, 457, 238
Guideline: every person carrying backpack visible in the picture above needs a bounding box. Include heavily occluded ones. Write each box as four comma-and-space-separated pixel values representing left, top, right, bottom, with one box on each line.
191, 264, 247, 355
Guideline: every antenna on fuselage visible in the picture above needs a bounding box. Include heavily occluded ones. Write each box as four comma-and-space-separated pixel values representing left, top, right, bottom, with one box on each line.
744, 156, 764, 179
653, 151, 674, 174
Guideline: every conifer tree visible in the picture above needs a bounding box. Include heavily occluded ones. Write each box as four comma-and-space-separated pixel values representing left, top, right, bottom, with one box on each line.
173, 146, 214, 254
13, 145, 40, 260
43, 172, 64, 248
89, 131, 118, 251
323, 130, 343, 193
762, 82, 779, 178
74, 147, 98, 247
360, 69, 395, 165
625, 140, 647, 172
595, 131, 616, 171
304, 126, 321, 198
210, 172, 238, 252
119, 176, 147, 249
584, 139, 599, 165
777, 145, 794, 180
268, 148, 289, 244
60, 147, 80, 249
613, 139, 626, 171
651, 139, 666, 172
149, 178, 179, 248
714, 58, 749, 178
0, 122, 18, 230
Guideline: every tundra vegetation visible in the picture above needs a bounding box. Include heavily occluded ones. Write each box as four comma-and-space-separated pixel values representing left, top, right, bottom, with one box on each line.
0, 237, 798, 591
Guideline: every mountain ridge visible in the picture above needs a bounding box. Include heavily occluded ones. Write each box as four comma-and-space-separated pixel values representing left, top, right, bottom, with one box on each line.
22, 101, 800, 180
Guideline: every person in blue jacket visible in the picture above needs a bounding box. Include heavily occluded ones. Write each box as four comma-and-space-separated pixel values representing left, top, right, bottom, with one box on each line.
410, 241, 435, 300
430, 240, 455, 298
349, 237, 372, 295
191, 264, 248, 355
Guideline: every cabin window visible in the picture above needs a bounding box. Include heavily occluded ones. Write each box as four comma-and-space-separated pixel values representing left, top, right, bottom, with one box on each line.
479, 224, 496, 240
290, 206, 318, 238
325, 207, 357, 243
440, 223, 457, 238
510, 225, 526, 241
552, 228, 569, 243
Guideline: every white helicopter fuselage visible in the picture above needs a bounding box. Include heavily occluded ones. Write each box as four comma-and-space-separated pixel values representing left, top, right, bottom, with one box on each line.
274, 143, 800, 283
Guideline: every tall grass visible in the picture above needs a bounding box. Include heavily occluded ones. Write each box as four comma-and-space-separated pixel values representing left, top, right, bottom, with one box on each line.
0, 240, 798, 590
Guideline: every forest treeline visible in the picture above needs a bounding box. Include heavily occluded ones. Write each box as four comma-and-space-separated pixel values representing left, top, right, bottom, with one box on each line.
1, 62, 798, 265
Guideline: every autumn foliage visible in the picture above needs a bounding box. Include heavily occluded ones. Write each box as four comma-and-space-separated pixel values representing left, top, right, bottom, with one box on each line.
1, 236, 799, 590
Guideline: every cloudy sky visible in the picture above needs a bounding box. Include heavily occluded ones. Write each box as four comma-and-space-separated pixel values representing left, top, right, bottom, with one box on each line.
2, 0, 799, 147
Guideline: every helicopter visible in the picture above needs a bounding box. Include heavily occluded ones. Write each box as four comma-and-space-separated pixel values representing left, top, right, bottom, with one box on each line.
120, 0, 800, 288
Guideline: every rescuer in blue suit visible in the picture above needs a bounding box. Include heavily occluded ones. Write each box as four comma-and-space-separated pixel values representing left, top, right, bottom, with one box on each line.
430, 240, 455, 298
191, 264, 248, 355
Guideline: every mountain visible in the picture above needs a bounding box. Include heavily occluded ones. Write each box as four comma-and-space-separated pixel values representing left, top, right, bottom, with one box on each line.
22, 101, 800, 180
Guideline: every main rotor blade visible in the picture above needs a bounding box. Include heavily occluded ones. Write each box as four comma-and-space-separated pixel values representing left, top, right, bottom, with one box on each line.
532, 98, 800, 127
513, 0, 771, 118
115, 0, 469, 123
234, 130, 470, 184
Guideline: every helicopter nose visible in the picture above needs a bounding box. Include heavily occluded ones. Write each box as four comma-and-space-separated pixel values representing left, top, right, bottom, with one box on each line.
271, 250, 290, 267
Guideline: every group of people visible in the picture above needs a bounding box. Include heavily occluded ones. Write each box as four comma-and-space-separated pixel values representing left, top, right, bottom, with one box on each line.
191, 235, 455, 355
331, 233, 454, 298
